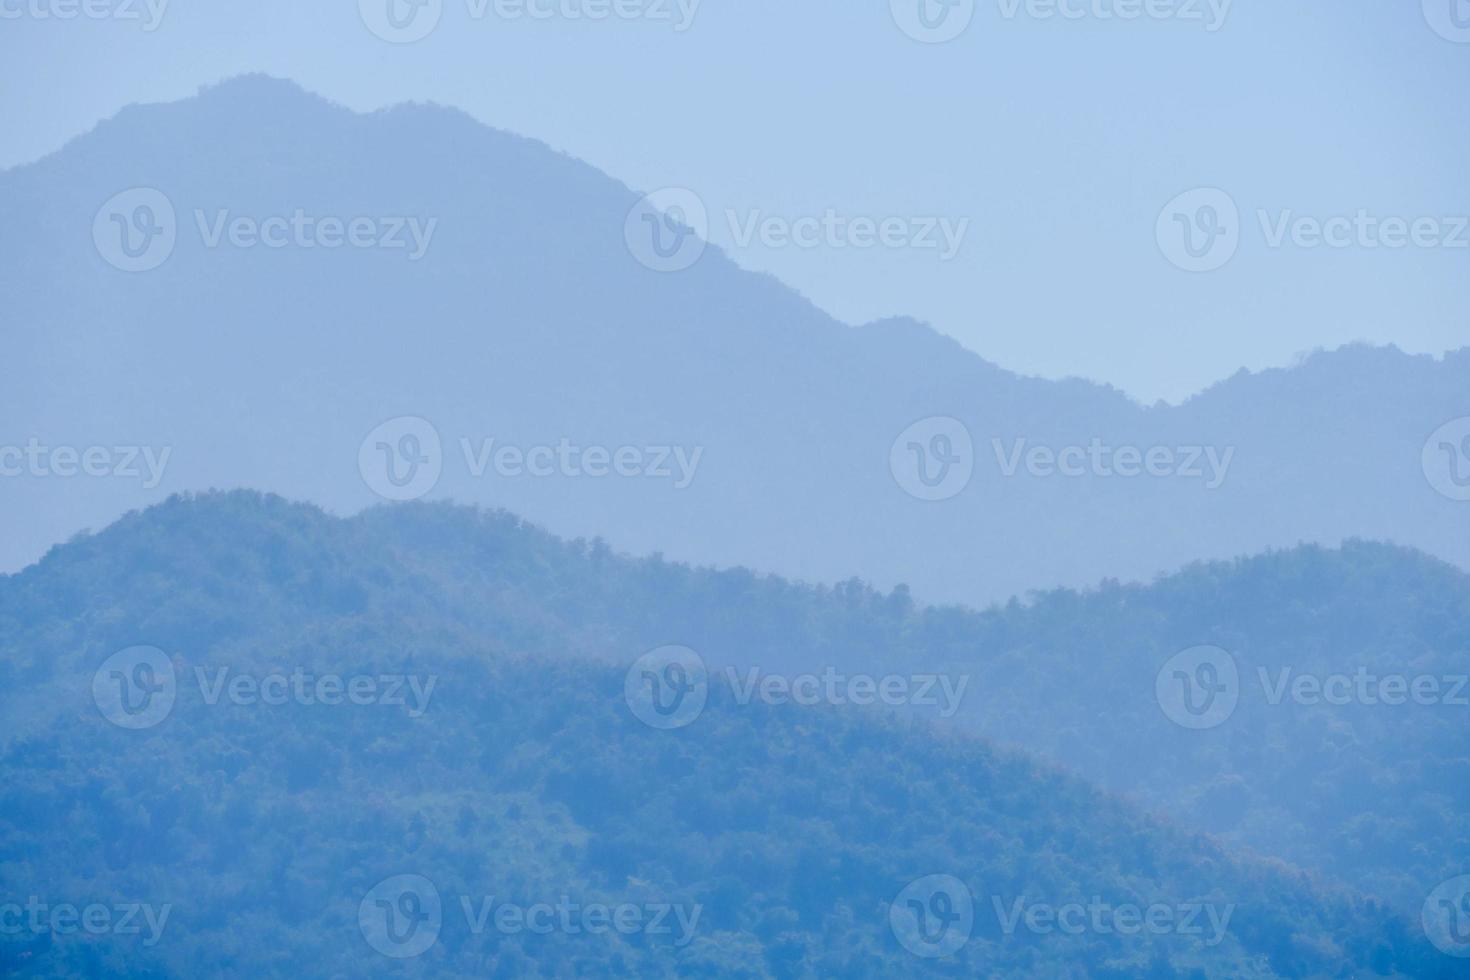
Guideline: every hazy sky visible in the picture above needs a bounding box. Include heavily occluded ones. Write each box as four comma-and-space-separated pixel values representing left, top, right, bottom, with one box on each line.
3, 0, 1467, 402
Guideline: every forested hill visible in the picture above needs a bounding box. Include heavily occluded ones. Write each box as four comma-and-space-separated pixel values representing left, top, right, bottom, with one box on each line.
11, 489, 1465, 911
0, 492, 1461, 977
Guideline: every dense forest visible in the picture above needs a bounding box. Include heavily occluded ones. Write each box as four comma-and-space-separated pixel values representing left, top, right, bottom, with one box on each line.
0, 492, 1464, 976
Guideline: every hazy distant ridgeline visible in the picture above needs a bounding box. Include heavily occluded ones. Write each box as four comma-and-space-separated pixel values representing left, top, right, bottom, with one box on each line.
0, 492, 1455, 978
2, 75, 1467, 606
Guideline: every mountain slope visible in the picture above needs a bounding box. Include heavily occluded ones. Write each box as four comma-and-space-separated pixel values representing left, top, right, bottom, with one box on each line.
10, 490, 1467, 913
1, 75, 1467, 605
0, 492, 1453, 978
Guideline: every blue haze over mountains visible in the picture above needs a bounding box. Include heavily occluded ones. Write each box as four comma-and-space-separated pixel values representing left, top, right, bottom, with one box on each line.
2, 75, 1468, 607
2, 56, 1470, 978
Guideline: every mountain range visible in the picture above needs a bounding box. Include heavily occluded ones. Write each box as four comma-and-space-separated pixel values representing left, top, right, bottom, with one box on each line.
2, 74, 1468, 607
1, 491, 1461, 977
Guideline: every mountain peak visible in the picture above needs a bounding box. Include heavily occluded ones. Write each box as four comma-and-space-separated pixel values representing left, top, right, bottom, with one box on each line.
195, 73, 319, 103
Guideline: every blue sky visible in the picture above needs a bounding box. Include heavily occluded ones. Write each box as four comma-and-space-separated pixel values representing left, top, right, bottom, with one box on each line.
3, 0, 1467, 402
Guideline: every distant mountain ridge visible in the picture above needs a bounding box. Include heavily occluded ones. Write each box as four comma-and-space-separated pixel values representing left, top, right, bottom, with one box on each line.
2, 74, 1467, 605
